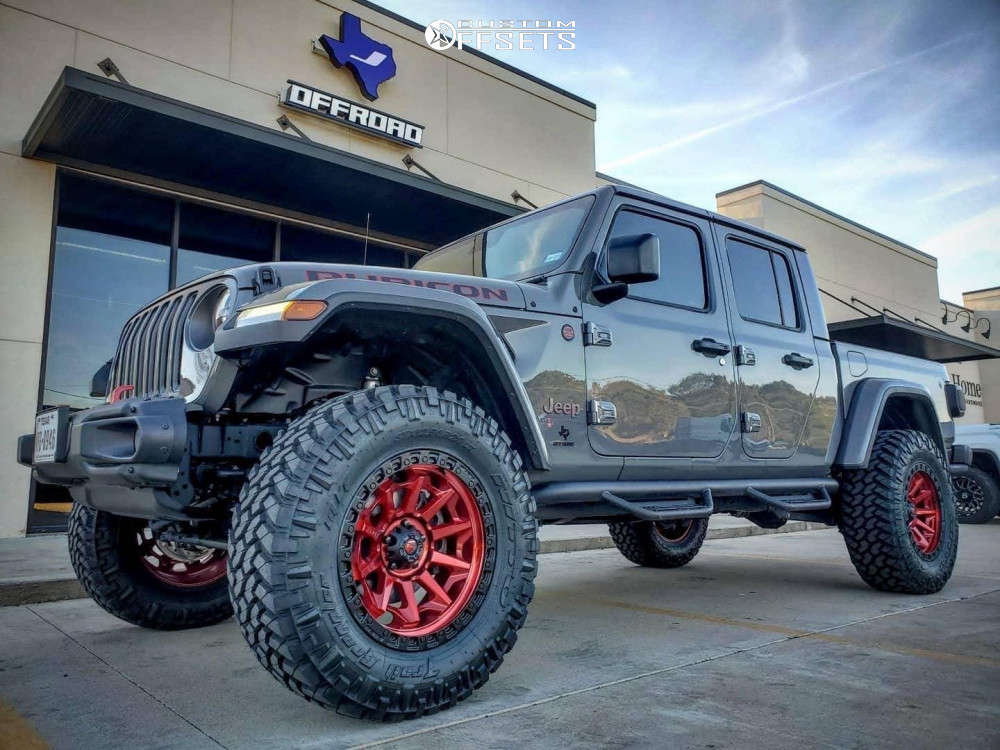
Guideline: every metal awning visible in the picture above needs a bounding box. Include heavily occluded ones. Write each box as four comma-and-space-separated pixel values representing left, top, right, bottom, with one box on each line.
23, 67, 520, 247
829, 315, 1000, 363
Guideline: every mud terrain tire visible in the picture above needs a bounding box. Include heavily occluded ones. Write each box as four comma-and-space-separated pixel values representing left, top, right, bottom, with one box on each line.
952, 465, 1000, 524
608, 518, 708, 568
839, 429, 958, 594
68, 504, 232, 629
228, 385, 537, 720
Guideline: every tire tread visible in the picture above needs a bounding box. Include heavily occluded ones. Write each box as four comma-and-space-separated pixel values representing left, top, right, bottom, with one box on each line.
228, 385, 537, 720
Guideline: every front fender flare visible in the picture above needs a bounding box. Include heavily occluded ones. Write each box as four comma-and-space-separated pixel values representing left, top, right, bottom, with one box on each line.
835, 378, 945, 469
215, 279, 550, 470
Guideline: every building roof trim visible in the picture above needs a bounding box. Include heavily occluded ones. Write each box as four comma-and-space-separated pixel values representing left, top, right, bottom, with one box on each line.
717, 179, 936, 264
964, 285, 1000, 296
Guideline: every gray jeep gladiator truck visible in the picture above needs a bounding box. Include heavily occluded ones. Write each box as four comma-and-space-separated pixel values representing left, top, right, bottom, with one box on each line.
19, 184, 970, 719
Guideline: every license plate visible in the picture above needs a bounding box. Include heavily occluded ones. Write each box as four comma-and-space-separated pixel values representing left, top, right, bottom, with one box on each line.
33, 408, 65, 464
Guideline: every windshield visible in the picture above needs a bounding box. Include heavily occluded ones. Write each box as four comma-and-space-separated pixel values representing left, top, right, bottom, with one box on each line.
483, 196, 594, 280
414, 195, 595, 280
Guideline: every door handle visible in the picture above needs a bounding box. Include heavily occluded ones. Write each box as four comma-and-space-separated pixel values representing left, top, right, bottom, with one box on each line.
692, 338, 731, 357
782, 352, 814, 370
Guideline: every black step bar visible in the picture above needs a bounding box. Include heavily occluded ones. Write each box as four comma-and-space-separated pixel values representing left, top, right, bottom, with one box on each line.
533, 477, 837, 522
745, 486, 832, 512
534, 478, 838, 506
600, 489, 714, 522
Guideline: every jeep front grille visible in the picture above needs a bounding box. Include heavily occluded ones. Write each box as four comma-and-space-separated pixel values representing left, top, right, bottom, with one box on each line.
107, 284, 207, 400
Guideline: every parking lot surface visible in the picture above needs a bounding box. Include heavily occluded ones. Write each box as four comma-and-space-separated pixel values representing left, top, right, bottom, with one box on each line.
1, 523, 998, 749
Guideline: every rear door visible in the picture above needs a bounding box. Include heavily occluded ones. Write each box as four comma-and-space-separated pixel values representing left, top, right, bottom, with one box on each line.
583, 202, 738, 458
716, 228, 820, 459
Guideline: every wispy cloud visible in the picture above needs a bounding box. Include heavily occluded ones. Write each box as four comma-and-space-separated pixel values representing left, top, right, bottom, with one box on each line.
599, 33, 974, 171
922, 206, 1000, 301
556, 64, 632, 83
917, 174, 1000, 204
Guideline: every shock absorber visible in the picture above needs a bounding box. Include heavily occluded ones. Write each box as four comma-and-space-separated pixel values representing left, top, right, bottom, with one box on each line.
363, 367, 381, 389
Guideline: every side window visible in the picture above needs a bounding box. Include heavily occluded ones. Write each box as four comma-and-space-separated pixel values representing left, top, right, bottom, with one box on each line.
726, 238, 799, 328
606, 210, 707, 309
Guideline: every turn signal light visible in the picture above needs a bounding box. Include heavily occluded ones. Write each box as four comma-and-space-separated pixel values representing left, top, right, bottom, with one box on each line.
284, 300, 328, 320
235, 300, 328, 327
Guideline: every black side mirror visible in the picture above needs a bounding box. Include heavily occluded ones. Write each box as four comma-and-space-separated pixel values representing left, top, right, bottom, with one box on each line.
90, 359, 112, 398
593, 233, 660, 303
607, 233, 660, 284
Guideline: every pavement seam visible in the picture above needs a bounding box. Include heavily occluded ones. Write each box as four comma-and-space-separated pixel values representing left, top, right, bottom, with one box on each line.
703, 549, 1000, 580
23, 605, 230, 750
349, 588, 1000, 749
590, 589, 1000, 667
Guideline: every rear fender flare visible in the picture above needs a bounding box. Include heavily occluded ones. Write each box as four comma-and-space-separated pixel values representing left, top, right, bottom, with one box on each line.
835, 378, 945, 469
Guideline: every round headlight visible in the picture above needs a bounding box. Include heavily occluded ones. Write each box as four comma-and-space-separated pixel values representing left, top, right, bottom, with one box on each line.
187, 286, 230, 351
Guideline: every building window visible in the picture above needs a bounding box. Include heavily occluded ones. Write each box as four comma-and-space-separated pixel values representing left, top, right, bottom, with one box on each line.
177, 202, 275, 285
33, 171, 423, 533
42, 175, 422, 415
43, 174, 173, 409
280, 222, 409, 267
280, 223, 364, 264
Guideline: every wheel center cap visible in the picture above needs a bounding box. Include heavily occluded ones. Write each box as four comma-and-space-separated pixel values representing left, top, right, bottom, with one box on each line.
383, 519, 426, 571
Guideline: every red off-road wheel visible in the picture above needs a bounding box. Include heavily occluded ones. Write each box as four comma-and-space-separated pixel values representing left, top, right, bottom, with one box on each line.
67, 504, 232, 629
608, 517, 708, 568
228, 386, 537, 720
839, 429, 958, 594
350, 463, 487, 640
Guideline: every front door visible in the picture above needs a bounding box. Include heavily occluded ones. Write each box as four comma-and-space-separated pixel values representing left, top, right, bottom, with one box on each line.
716, 229, 820, 459
584, 204, 737, 458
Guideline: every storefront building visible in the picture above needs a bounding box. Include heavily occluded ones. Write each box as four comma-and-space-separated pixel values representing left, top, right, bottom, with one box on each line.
2, 2, 995, 538
0, 0, 597, 535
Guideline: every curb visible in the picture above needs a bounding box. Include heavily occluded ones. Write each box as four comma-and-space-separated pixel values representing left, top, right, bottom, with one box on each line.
0, 579, 85, 607
538, 520, 830, 555
0, 522, 831, 607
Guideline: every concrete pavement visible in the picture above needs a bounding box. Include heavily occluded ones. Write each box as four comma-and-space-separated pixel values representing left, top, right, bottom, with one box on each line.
1, 522, 997, 749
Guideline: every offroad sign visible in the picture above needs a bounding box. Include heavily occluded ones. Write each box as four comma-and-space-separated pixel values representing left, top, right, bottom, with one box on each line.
280, 80, 424, 148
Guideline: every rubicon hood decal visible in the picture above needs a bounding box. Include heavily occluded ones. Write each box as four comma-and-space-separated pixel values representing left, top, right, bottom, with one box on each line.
304, 268, 525, 308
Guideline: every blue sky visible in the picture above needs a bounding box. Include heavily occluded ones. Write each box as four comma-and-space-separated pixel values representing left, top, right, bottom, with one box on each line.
379, 0, 999, 302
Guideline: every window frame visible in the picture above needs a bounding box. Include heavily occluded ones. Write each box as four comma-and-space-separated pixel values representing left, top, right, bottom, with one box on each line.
723, 233, 804, 332
598, 204, 713, 313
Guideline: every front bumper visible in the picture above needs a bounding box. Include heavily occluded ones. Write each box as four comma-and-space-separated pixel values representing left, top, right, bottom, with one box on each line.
18, 397, 190, 519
